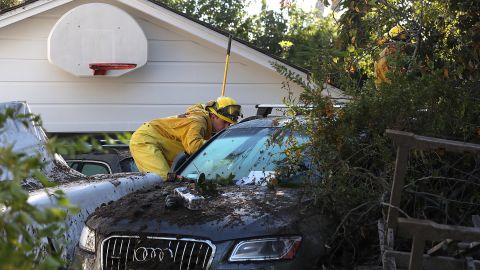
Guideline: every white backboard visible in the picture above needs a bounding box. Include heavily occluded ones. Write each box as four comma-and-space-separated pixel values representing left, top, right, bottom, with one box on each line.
48, 3, 148, 77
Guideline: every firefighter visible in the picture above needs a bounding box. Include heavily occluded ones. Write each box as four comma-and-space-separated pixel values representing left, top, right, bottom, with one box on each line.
374, 25, 411, 87
130, 96, 241, 179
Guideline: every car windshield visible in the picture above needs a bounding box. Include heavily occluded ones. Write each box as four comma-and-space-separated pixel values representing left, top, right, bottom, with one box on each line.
179, 127, 313, 185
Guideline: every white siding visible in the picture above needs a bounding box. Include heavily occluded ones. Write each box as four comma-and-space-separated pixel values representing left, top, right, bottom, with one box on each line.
0, 0, 304, 133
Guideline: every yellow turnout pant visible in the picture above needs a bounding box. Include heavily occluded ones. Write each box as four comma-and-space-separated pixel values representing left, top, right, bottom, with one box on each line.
129, 123, 183, 180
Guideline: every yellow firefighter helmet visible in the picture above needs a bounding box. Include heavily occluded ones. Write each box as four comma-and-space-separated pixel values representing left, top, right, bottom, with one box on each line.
206, 96, 242, 124
388, 25, 409, 41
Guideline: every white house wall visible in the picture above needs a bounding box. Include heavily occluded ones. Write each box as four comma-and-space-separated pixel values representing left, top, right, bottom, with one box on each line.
0, 0, 304, 133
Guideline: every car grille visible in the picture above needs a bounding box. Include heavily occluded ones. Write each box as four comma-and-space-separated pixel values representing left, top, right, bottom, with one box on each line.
101, 235, 216, 270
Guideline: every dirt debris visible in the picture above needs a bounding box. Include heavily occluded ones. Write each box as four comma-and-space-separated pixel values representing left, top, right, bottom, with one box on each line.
23, 161, 145, 192
91, 183, 310, 228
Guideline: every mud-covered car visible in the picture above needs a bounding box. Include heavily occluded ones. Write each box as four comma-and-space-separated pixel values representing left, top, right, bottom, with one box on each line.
74, 116, 333, 270
1, 101, 162, 260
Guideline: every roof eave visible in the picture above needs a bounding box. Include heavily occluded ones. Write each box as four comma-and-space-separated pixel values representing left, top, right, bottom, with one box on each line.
0, 0, 73, 28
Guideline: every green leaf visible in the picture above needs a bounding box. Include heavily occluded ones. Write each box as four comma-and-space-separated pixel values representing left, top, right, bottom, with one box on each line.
47, 208, 67, 220
33, 171, 56, 188
56, 197, 70, 207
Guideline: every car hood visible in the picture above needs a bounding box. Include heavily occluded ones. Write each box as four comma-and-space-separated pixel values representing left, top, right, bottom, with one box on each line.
87, 183, 323, 242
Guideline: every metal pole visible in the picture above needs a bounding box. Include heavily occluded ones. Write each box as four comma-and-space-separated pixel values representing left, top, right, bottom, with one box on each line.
221, 34, 232, 96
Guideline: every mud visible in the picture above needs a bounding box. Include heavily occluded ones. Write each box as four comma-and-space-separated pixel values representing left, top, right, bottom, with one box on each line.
22, 157, 144, 192
91, 183, 311, 228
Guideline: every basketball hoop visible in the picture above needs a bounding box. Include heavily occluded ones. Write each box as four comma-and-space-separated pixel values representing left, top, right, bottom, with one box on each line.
89, 63, 137, 75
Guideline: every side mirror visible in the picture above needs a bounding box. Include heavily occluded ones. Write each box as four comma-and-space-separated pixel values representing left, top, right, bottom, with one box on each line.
197, 172, 205, 184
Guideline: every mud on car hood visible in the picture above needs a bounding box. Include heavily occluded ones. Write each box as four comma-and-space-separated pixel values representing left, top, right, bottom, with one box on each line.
86, 183, 325, 242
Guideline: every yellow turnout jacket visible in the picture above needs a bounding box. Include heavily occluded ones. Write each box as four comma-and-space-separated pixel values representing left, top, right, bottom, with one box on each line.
129, 104, 213, 179
374, 45, 397, 87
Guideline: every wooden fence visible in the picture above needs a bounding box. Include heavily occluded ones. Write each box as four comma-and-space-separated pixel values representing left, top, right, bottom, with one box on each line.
379, 129, 480, 270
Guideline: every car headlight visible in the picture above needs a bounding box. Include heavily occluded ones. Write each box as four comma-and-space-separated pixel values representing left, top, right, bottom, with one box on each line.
229, 236, 302, 262
79, 225, 96, 253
